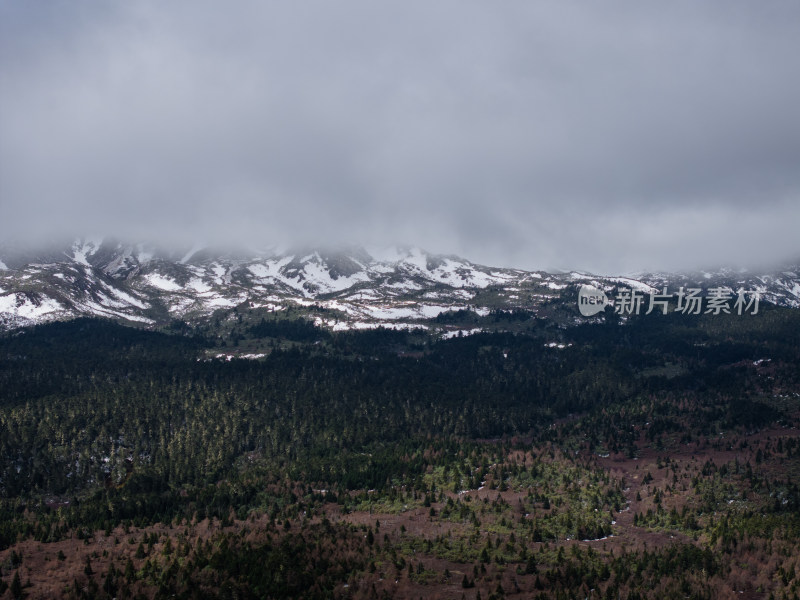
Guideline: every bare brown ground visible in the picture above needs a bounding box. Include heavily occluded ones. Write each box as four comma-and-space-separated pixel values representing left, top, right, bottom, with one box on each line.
2, 424, 799, 598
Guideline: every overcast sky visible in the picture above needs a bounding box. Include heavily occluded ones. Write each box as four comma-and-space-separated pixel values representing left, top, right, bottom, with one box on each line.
1, 1, 799, 273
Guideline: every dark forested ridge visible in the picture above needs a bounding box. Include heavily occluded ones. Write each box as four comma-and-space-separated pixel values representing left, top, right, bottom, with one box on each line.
0, 309, 799, 599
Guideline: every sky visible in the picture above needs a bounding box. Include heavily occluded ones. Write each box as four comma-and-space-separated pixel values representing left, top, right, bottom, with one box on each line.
1, 1, 799, 274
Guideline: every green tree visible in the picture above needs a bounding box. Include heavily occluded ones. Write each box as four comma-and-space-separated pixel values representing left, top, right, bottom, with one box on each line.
10, 571, 23, 599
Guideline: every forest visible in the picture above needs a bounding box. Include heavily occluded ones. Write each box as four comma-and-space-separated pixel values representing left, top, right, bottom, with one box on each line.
1, 305, 799, 599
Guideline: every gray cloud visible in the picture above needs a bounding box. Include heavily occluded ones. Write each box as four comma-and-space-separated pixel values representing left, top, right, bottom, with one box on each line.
2, 1, 800, 273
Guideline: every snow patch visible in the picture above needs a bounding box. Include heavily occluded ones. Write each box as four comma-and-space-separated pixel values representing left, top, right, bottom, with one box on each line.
144, 273, 182, 292
362, 304, 451, 320
211, 264, 227, 284
330, 321, 429, 332
211, 353, 267, 361
204, 296, 242, 309
187, 278, 212, 293
296, 260, 371, 293
545, 342, 572, 349
74, 299, 154, 324
441, 328, 483, 339
0, 293, 65, 319
605, 277, 658, 293
71, 237, 103, 266
103, 284, 148, 309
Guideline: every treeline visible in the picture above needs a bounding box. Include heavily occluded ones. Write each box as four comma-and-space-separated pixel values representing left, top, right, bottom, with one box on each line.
2, 310, 798, 503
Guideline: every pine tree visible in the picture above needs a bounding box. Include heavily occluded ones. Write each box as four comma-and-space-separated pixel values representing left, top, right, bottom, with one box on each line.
10, 571, 23, 599
125, 558, 136, 582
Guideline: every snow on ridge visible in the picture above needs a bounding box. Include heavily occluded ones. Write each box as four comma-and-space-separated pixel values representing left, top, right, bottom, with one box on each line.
71, 237, 103, 266
248, 256, 293, 279
100, 246, 139, 277
300, 260, 371, 293
402, 248, 431, 272
0, 259, 8, 270
383, 253, 512, 290
603, 277, 658, 293
245, 248, 521, 295
250, 255, 374, 295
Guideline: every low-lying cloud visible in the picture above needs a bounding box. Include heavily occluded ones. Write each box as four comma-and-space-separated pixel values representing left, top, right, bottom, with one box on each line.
2, 1, 799, 273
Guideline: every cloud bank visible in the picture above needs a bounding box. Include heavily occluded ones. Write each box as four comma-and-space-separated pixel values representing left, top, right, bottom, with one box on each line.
2, 1, 799, 273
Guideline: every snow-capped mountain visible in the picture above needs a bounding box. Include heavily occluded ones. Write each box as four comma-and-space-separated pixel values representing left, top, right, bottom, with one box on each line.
0, 238, 798, 333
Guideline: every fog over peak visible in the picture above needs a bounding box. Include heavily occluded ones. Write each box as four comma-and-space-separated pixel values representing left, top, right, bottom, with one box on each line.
2, 1, 799, 274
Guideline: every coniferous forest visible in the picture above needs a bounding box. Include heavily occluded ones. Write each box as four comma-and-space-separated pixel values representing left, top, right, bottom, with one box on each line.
1, 306, 800, 599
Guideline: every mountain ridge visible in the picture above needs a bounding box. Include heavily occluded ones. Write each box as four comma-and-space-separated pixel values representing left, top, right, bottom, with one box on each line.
1, 237, 798, 333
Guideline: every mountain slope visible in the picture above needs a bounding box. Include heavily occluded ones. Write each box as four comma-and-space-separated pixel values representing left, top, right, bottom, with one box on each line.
1, 238, 798, 332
